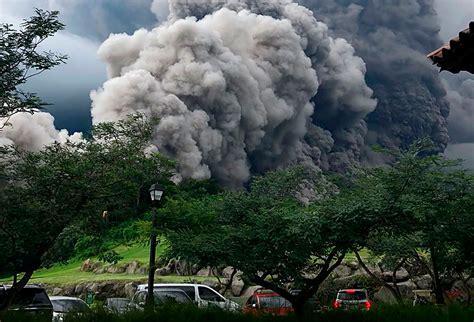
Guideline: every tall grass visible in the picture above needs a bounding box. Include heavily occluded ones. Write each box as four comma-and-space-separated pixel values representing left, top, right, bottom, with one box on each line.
2, 305, 473, 322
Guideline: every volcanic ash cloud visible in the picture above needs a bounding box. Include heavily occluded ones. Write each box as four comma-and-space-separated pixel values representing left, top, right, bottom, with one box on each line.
91, 1, 377, 186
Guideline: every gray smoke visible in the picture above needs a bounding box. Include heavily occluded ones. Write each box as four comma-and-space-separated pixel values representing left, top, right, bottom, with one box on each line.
443, 76, 474, 144
91, 0, 377, 186
0, 113, 82, 151
298, 0, 450, 157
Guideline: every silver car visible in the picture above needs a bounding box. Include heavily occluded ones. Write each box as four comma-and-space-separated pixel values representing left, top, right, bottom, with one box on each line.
50, 296, 91, 321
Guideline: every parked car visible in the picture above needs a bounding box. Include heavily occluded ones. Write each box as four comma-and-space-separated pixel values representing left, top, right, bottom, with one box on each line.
104, 297, 130, 314
136, 283, 240, 311
129, 289, 193, 310
243, 289, 293, 316
0, 284, 53, 320
333, 289, 371, 311
50, 296, 91, 321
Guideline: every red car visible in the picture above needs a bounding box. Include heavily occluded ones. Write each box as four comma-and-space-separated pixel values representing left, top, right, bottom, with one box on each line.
243, 290, 293, 316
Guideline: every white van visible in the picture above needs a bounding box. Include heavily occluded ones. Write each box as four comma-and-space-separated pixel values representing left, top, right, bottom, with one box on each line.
136, 283, 240, 311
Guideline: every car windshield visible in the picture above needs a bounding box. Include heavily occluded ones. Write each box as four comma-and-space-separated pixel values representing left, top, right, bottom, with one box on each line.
337, 291, 367, 300
0, 288, 51, 307
51, 299, 90, 313
155, 291, 191, 304
106, 298, 129, 309
259, 296, 292, 308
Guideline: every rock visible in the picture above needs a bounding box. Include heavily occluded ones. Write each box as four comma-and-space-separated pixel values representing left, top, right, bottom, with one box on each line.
332, 265, 352, 278
80, 259, 101, 272
52, 287, 63, 296
345, 261, 359, 270
196, 267, 214, 277
123, 282, 138, 299
412, 274, 432, 290
374, 286, 398, 304
91, 283, 100, 293
382, 268, 410, 282
175, 260, 196, 276
155, 267, 172, 276
93, 267, 106, 274
62, 284, 75, 296
137, 266, 148, 275
231, 277, 245, 297
74, 284, 85, 295
105, 265, 126, 274
222, 266, 243, 278
125, 261, 141, 274
395, 281, 417, 298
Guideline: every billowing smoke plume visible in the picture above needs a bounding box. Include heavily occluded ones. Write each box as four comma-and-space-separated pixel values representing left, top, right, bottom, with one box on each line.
91, 0, 377, 186
0, 113, 82, 151
298, 0, 450, 156
443, 76, 474, 144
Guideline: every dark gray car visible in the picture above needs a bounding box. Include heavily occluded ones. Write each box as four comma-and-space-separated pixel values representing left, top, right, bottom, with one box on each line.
0, 285, 53, 320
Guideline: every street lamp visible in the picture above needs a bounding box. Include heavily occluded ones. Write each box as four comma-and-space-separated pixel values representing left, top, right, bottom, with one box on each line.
146, 184, 164, 311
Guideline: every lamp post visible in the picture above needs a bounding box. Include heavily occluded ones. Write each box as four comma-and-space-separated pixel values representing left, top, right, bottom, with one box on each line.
146, 184, 164, 311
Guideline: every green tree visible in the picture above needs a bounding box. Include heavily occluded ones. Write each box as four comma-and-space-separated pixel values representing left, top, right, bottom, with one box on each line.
0, 115, 173, 310
352, 142, 474, 304
0, 9, 67, 124
159, 167, 388, 315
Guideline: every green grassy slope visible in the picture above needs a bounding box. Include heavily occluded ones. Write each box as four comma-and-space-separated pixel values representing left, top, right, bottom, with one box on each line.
1, 245, 370, 286
1, 244, 216, 285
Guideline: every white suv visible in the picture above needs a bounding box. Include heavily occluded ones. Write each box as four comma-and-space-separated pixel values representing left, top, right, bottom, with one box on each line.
136, 283, 240, 311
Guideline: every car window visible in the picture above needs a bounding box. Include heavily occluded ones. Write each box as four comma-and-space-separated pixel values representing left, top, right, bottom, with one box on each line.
154, 291, 192, 304
246, 296, 256, 306
170, 286, 196, 301
337, 291, 367, 300
259, 296, 292, 308
198, 286, 224, 302
7, 288, 51, 306
132, 292, 147, 304
51, 299, 90, 313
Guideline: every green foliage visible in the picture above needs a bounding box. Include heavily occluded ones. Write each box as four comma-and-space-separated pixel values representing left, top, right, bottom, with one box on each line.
347, 140, 474, 303
0, 9, 67, 121
74, 236, 105, 260
98, 250, 123, 265
2, 304, 473, 322
158, 166, 382, 311
0, 115, 173, 283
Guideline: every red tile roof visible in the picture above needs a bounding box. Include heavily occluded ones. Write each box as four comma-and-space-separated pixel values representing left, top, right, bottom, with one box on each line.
427, 21, 474, 74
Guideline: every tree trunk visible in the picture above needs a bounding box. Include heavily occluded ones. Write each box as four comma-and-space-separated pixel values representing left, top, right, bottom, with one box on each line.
0, 269, 34, 312
354, 251, 404, 304
430, 245, 445, 305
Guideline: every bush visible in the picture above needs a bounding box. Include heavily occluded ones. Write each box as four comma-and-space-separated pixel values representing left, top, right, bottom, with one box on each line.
98, 250, 124, 265
2, 304, 472, 322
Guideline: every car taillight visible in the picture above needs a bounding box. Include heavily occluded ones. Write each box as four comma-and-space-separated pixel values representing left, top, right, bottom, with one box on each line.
333, 300, 341, 309
364, 300, 371, 311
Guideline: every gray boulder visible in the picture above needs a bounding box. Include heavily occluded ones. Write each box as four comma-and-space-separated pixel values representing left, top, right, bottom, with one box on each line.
231, 277, 245, 297
124, 282, 138, 299
374, 286, 398, 304
52, 287, 63, 296
412, 274, 432, 290
80, 259, 101, 272
125, 261, 141, 274
332, 265, 352, 278
222, 266, 243, 278
382, 268, 409, 282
